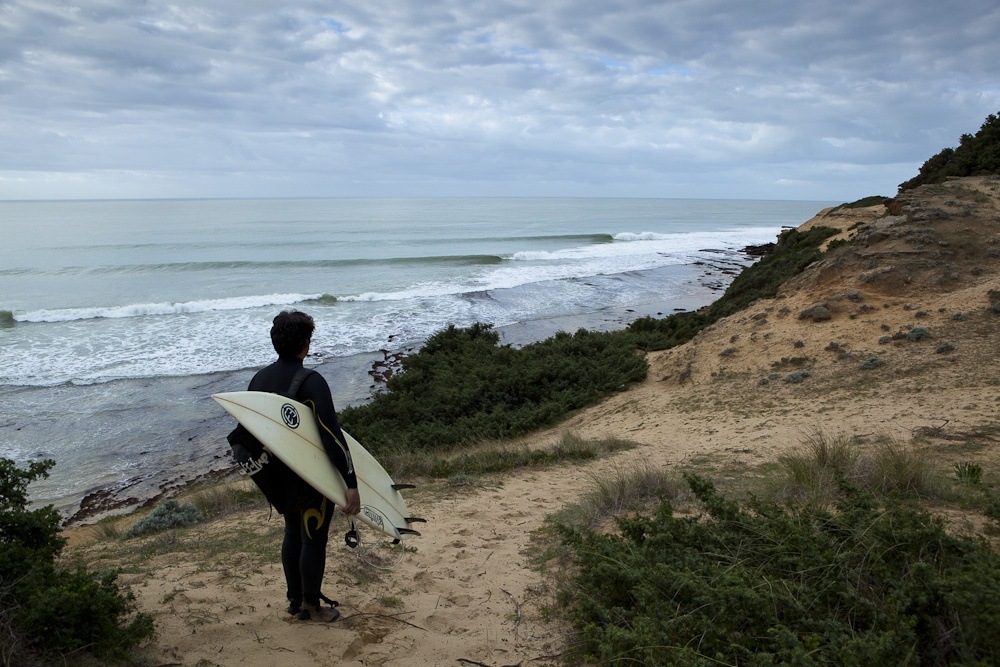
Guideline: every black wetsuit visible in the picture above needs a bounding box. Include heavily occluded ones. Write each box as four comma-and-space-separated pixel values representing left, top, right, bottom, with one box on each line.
248, 356, 358, 609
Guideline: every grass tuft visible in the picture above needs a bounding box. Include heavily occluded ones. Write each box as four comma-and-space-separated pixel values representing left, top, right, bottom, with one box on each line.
772, 432, 944, 508
551, 459, 680, 531
190, 480, 267, 518
381, 431, 636, 481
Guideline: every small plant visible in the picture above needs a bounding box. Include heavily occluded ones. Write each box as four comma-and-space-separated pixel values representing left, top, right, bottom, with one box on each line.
860, 356, 883, 369
907, 327, 931, 341
126, 499, 204, 538
955, 461, 984, 486
878, 335, 892, 344
550, 460, 679, 531
377, 596, 404, 608
936, 342, 956, 354
785, 370, 811, 383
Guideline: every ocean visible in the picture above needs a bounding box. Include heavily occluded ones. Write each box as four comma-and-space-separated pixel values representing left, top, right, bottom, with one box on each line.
0, 197, 832, 520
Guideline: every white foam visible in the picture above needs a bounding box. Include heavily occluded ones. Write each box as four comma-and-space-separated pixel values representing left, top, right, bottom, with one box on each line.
17, 293, 324, 323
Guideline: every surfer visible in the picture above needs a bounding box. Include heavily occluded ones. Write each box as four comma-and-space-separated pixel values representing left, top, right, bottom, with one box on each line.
248, 310, 361, 623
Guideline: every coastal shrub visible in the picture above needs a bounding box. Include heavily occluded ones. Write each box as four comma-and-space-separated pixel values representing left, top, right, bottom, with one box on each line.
0, 458, 153, 663
785, 370, 811, 383
860, 356, 883, 369
558, 473, 1000, 666
832, 195, 890, 210
907, 327, 931, 341
900, 111, 1000, 191
126, 499, 204, 538
341, 324, 647, 452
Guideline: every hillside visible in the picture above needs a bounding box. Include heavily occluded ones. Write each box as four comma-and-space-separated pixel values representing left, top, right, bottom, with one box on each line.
66, 176, 1000, 667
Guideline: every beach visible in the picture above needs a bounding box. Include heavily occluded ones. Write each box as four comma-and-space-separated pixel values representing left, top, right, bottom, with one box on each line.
63, 176, 1000, 666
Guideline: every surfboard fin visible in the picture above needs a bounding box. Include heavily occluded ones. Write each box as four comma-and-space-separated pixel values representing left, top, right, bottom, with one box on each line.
405, 517, 427, 524
396, 527, 421, 537
392, 483, 417, 491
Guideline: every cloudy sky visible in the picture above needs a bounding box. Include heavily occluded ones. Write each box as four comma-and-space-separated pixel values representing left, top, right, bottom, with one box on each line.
1, 1, 998, 202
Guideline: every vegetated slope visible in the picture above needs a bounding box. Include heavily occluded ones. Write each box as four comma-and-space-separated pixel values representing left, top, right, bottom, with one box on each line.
647, 175, 1000, 396
900, 112, 1000, 191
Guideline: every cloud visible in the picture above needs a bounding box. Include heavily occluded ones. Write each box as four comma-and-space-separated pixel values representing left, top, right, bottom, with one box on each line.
1, 0, 998, 200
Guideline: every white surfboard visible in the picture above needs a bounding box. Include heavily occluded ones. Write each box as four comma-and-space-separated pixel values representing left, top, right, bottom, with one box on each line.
212, 391, 422, 541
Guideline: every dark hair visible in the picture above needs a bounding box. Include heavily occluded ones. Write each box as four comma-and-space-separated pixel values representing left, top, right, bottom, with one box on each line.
270, 310, 315, 358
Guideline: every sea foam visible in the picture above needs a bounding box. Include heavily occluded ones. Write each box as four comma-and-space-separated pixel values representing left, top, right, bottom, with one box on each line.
16, 293, 324, 323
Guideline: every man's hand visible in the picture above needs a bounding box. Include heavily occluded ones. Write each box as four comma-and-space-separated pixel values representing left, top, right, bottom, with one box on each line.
341, 488, 361, 516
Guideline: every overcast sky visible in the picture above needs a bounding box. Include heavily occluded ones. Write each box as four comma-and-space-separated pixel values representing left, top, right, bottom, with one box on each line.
1, 1, 998, 202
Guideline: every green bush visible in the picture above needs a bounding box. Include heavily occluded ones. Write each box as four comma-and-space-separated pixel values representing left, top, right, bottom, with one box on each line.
899, 111, 1000, 191
0, 458, 154, 663
126, 499, 205, 538
558, 474, 1000, 666
341, 324, 647, 453
832, 195, 891, 210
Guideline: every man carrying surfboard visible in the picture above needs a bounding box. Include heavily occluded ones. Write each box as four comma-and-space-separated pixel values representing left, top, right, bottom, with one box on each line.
248, 310, 361, 623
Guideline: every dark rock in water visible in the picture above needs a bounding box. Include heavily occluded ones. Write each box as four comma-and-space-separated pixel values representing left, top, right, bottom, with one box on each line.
742, 242, 776, 256
367, 349, 408, 390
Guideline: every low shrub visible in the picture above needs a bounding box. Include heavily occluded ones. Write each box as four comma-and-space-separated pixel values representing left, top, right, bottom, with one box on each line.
126, 499, 204, 538
0, 458, 153, 663
558, 473, 1000, 665
860, 356, 883, 369
785, 370, 811, 383
341, 324, 647, 453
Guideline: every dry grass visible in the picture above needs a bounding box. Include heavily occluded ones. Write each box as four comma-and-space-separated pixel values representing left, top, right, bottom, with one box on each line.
772, 431, 946, 508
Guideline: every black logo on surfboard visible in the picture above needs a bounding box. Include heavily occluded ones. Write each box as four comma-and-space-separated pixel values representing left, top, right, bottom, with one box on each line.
280, 403, 300, 429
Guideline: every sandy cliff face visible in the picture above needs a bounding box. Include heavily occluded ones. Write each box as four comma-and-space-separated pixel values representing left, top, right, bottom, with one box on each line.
650, 176, 1000, 391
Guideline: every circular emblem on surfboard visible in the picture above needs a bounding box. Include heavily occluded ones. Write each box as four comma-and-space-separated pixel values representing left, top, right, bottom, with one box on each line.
280, 403, 300, 429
